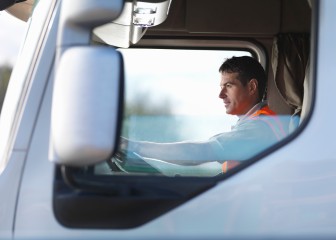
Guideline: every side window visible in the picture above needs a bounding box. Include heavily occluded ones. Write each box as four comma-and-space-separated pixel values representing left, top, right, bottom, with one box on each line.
0, 11, 26, 113
94, 47, 289, 177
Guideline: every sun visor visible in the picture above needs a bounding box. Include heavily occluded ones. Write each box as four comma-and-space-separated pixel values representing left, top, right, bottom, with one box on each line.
93, 0, 171, 48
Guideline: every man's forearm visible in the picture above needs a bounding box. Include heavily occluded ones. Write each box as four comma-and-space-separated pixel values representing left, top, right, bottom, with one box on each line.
127, 140, 216, 164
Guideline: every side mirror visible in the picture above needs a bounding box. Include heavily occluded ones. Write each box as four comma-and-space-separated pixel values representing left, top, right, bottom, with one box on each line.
50, 46, 123, 166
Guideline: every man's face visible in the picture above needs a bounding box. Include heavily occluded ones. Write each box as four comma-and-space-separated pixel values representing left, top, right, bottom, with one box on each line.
219, 71, 255, 116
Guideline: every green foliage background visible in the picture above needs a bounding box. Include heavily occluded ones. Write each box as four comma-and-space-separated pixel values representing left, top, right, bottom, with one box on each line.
0, 64, 12, 113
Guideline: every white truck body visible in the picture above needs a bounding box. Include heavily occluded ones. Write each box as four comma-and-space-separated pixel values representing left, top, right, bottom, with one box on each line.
1, 0, 336, 239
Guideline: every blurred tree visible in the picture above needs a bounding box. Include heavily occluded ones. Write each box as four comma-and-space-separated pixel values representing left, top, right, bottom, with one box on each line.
0, 64, 12, 113
122, 91, 183, 142
124, 91, 172, 116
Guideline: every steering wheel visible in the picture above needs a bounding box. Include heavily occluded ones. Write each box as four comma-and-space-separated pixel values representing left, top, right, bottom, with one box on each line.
108, 150, 162, 174
107, 149, 224, 177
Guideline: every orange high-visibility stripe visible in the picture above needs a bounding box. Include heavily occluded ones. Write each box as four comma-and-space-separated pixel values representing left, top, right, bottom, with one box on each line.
250, 105, 276, 117
249, 105, 286, 140
222, 160, 241, 173
221, 105, 286, 173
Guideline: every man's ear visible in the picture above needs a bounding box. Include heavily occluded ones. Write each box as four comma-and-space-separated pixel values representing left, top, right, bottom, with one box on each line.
248, 79, 258, 96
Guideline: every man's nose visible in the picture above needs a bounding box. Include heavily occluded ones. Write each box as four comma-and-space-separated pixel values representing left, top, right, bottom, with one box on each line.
219, 88, 226, 99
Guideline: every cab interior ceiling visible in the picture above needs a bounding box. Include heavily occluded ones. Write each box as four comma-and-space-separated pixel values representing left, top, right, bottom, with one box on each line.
144, 0, 311, 38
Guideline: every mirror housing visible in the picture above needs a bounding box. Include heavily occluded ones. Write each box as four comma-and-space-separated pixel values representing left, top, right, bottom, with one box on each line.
50, 46, 123, 166
93, 0, 172, 48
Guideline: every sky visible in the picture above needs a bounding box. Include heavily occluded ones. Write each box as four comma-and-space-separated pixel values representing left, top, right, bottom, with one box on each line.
0, 11, 27, 66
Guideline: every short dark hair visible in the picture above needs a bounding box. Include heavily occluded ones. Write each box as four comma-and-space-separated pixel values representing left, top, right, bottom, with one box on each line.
219, 56, 267, 101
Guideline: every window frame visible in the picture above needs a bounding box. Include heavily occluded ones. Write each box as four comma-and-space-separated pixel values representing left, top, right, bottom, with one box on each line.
55, 39, 301, 229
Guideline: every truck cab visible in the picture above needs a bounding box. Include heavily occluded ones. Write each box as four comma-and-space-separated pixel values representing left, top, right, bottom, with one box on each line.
1, 0, 336, 239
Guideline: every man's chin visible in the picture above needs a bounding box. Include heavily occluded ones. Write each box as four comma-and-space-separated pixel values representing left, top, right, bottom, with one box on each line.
225, 109, 233, 115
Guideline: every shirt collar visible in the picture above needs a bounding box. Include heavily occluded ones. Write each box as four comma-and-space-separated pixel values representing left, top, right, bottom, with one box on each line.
238, 101, 267, 122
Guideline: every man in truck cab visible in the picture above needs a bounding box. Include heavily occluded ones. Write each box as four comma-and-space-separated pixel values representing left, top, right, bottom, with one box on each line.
117, 56, 287, 173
